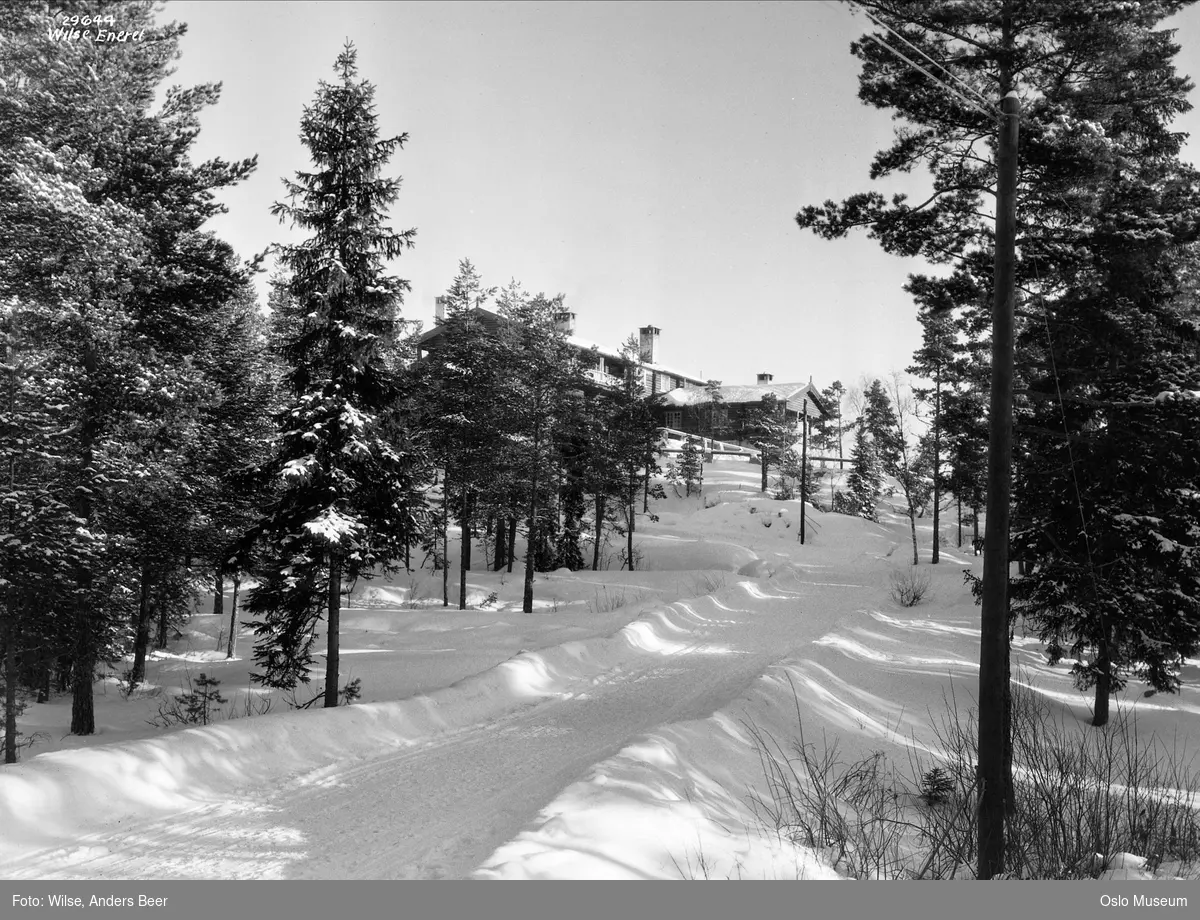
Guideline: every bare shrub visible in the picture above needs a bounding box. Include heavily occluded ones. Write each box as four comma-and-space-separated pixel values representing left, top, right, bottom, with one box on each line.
889, 567, 932, 607
589, 586, 644, 615
688, 573, 728, 597
744, 679, 1200, 879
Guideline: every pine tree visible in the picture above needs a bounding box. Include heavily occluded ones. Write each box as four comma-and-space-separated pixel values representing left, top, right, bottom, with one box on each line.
247, 43, 426, 705
796, 0, 1200, 875
1, 1, 257, 734
813, 380, 848, 467
908, 306, 959, 563
609, 337, 665, 572
886, 374, 933, 565
414, 260, 504, 608
497, 289, 586, 609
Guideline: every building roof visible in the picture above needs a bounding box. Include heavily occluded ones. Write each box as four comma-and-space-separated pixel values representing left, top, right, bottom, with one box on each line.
567, 334, 705, 386
418, 308, 707, 387
664, 381, 831, 418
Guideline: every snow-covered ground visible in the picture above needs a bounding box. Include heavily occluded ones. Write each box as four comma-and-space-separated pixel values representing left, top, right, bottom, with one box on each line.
1, 458, 1197, 879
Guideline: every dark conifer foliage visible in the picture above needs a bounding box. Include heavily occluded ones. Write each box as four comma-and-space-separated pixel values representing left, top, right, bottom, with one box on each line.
246, 44, 427, 705
1, 1, 258, 735
797, 0, 1200, 730
413, 260, 504, 608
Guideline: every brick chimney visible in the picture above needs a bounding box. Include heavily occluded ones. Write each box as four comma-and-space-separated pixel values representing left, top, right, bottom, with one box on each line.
639, 325, 661, 364
554, 310, 576, 335
757, 372, 774, 384
435, 295, 449, 322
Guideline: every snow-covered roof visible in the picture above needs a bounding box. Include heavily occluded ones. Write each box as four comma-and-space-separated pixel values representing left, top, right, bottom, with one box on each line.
567, 335, 706, 386
664, 381, 831, 417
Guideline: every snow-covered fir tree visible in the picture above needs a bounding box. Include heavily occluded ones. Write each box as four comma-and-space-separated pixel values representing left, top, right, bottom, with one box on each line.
677, 434, 702, 498
843, 422, 882, 522
246, 43, 427, 705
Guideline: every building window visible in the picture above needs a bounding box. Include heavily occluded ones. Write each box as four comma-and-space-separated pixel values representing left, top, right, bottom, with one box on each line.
665, 410, 682, 429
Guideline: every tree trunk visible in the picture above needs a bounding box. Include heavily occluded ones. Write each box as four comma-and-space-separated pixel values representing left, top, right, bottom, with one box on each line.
523, 421, 541, 614
957, 497, 963, 548
37, 653, 49, 704
70, 608, 95, 736
837, 404, 844, 470
226, 574, 241, 659
483, 513, 494, 571
494, 516, 508, 571
642, 465, 650, 513
760, 454, 769, 493
1092, 624, 1112, 727
800, 406, 808, 545
932, 376, 941, 564
909, 506, 919, 566
129, 562, 153, 687
626, 472, 637, 572
4, 619, 17, 764
212, 569, 224, 618
593, 495, 605, 571
324, 554, 341, 708
155, 586, 171, 650
69, 340, 101, 736
459, 489, 471, 610
506, 506, 517, 574
442, 491, 449, 608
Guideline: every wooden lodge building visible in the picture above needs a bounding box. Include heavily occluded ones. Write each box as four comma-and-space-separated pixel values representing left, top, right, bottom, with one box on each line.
659, 374, 832, 452
416, 299, 832, 452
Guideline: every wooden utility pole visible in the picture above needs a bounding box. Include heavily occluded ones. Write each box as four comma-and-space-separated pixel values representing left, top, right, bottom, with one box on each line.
799, 399, 808, 544
977, 89, 1020, 880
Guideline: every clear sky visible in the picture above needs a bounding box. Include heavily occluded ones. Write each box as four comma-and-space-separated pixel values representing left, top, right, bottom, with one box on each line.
161, 0, 1200, 395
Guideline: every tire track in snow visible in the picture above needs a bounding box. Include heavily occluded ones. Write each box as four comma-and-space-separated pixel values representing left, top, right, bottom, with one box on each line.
5, 577, 870, 880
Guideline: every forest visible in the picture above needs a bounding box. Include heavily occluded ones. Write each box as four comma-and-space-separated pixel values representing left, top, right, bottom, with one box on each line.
1, 5, 1199, 889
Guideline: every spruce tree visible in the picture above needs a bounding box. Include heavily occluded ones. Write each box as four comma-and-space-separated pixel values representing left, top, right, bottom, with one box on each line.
247, 43, 426, 704
843, 422, 882, 522
677, 435, 702, 498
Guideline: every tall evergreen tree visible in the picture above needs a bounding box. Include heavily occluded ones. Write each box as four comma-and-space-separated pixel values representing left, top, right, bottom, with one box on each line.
795, 0, 1200, 875
497, 289, 585, 609
744, 394, 795, 494
813, 380, 848, 468
843, 421, 883, 521
886, 374, 933, 565
908, 306, 958, 563
247, 43, 426, 705
1, 1, 257, 733
414, 260, 503, 609
860, 379, 903, 474
609, 337, 665, 572
677, 435, 702, 498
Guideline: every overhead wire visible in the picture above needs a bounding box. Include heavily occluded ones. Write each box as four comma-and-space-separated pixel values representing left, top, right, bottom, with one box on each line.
815, 0, 998, 119
853, 1, 997, 112
860, 31, 997, 119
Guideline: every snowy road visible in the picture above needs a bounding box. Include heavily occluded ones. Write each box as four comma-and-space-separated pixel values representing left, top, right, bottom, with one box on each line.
2, 576, 870, 880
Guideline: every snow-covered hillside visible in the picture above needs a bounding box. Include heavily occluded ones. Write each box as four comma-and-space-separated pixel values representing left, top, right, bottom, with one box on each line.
1, 458, 1197, 879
